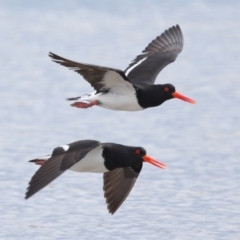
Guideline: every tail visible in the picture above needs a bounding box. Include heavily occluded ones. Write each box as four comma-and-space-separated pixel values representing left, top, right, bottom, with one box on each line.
29, 159, 46, 166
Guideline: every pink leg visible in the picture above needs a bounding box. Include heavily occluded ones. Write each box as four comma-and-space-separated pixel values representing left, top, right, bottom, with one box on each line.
70, 101, 99, 109
34, 160, 46, 166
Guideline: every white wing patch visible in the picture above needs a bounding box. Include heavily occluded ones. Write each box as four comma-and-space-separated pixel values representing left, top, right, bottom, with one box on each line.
61, 145, 70, 151
38, 154, 51, 160
125, 56, 147, 76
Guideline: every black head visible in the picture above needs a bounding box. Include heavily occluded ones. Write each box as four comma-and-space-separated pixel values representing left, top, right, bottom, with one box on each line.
102, 143, 166, 172
136, 83, 196, 108
159, 83, 176, 101
158, 83, 196, 105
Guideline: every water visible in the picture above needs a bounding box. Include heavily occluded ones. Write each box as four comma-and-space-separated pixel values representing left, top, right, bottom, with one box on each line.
1, 1, 240, 239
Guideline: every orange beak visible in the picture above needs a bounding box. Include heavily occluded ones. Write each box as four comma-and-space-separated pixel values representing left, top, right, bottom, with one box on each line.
172, 92, 196, 104
142, 155, 166, 169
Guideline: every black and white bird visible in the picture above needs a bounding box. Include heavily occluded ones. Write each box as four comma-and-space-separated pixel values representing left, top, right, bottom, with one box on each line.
25, 140, 166, 214
49, 25, 195, 111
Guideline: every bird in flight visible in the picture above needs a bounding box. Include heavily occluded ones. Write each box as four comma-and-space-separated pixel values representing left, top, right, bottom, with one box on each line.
49, 25, 195, 111
25, 139, 166, 214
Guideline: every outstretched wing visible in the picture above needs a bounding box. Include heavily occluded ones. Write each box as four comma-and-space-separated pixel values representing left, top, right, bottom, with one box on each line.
125, 25, 184, 87
25, 140, 100, 199
103, 164, 142, 214
49, 52, 133, 93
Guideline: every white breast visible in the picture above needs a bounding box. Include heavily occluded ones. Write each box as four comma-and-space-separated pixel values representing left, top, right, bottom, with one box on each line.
98, 92, 142, 111
80, 92, 142, 111
69, 146, 108, 173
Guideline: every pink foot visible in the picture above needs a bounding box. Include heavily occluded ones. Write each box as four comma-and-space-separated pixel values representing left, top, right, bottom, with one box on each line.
34, 160, 46, 166
71, 101, 98, 109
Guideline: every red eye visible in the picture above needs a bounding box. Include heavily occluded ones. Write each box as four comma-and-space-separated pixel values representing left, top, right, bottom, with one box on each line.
164, 87, 169, 92
135, 150, 140, 155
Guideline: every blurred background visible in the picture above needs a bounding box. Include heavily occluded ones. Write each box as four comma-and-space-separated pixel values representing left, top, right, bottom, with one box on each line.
0, 1, 240, 239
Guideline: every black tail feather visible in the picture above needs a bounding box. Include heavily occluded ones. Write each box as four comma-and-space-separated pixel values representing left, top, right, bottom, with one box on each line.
66, 96, 81, 101
29, 159, 38, 163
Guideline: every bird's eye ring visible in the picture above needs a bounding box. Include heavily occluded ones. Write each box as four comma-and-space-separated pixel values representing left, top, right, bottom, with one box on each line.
135, 150, 140, 155
164, 87, 169, 92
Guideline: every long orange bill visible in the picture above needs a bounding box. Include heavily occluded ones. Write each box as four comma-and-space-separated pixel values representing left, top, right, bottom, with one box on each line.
172, 92, 196, 104
142, 155, 166, 169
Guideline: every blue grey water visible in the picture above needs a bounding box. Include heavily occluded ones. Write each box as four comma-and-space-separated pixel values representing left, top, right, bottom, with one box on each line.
0, 1, 240, 239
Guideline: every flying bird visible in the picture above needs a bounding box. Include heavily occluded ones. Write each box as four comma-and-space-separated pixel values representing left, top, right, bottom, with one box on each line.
49, 25, 195, 111
25, 139, 166, 214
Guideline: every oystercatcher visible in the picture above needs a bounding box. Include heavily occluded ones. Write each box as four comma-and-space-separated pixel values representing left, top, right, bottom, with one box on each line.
25, 140, 166, 214
49, 25, 195, 111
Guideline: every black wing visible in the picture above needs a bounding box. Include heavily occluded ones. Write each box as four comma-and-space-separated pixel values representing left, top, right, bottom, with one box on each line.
125, 25, 184, 87
25, 140, 100, 199
49, 52, 132, 93
103, 164, 142, 214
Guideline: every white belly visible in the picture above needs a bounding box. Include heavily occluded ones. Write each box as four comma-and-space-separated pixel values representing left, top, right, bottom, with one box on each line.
80, 92, 143, 111
69, 146, 108, 173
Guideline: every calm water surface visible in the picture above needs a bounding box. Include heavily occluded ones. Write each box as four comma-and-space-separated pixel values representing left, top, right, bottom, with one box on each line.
1, 1, 240, 239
